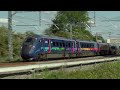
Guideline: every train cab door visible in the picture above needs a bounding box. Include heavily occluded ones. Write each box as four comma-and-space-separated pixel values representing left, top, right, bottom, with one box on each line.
40, 38, 45, 53
48, 39, 51, 54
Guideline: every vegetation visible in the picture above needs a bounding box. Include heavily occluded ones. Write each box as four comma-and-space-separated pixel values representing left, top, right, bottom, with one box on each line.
33, 61, 120, 79
0, 26, 35, 62
44, 11, 102, 41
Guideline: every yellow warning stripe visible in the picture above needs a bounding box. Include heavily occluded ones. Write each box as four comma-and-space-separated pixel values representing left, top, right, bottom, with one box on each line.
81, 48, 91, 50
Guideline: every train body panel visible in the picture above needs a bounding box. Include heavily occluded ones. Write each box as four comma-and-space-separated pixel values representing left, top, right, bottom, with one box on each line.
97, 43, 110, 55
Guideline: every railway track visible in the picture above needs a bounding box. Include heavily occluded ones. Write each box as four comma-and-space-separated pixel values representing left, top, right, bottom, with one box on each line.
0, 55, 120, 78
0, 55, 115, 67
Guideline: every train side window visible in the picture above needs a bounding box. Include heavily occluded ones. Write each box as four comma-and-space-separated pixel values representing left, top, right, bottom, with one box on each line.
66, 43, 67, 47
53, 42, 55, 46
84, 43, 85, 48
56, 42, 59, 47
90, 44, 92, 48
63, 42, 65, 47
91, 44, 94, 48
82, 43, 84, 48
68, 43, 70, 48
87, 44, 88, 48
83, 43, 85, 48
81, 43, 83, 48
88, 44, 90, 48
85, 43, 87, 48
86, 43, 88, 48
80, 42, 82, 48
60, 42, 62, 47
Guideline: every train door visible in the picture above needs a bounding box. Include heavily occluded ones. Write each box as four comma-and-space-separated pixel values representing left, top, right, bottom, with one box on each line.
63, 40, 66, 57
76, 41, 79, 57
48, 39, 51, 54
40, 38, 45, 53
72, 41, 75, 54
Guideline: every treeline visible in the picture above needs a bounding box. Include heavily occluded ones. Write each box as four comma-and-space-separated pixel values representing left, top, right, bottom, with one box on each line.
0, 26, 34, 61
44, 11, 104, 41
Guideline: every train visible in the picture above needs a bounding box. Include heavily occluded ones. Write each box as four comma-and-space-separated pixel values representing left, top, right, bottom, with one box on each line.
20, 34, 120, 61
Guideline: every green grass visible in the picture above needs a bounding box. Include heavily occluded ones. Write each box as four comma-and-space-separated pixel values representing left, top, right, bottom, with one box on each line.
32, 61, 120, 79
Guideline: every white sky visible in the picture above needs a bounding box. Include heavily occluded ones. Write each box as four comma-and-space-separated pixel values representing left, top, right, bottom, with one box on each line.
1, 11, 120, 40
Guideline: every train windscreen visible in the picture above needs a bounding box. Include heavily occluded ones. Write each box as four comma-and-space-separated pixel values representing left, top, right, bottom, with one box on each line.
25, 37, 36, 44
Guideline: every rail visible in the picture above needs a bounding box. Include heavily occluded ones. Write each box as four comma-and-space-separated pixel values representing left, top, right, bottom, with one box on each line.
0, 56, 120, 76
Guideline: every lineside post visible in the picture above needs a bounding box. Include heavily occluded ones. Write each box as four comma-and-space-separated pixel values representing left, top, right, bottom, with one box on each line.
8, 11, 13, 61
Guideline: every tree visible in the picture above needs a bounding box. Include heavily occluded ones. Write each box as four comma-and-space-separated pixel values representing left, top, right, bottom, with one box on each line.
25, 31, 35, 37
44, 11, 96, 40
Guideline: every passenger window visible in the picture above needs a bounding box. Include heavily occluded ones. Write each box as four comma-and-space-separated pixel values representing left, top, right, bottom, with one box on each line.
56, 42, 59, 47
53, 42, 55, 46
60, 42, 62, 47
88, 43, 90, 48
83, 43, 85, 48
66, 43, 67, 47
91, 44, 94, 48
69, 43, 70, 48
63, 43, 65, 47
82, 43, 84, 48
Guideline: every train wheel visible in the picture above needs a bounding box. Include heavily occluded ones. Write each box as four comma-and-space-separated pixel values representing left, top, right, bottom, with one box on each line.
43, 53, 47, 60
36, 54, 41, 61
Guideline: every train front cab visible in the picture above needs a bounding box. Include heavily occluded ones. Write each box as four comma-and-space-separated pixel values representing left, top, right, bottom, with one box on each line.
21, 35, 38, 60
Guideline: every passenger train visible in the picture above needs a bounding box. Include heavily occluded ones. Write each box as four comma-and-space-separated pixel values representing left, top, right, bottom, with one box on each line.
21, 34, 120, 61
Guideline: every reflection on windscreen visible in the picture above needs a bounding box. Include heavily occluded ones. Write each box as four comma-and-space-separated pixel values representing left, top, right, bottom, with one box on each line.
26, 38, 32, 42
25, 37, 35, 44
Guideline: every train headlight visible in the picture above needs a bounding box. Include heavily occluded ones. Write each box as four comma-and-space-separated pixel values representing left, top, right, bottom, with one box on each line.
31, 46, 35, 50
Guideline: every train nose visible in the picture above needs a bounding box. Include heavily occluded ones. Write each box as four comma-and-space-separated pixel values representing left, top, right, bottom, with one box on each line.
21, 44, 33, 59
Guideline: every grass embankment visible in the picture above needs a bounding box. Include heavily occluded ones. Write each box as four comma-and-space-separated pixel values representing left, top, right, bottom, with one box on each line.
32, 61, 120, 79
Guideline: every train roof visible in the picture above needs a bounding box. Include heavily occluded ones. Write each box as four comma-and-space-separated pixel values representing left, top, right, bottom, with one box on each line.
31, 34, 75, 41
98, 42, 109, 44
76, 40, 97, 43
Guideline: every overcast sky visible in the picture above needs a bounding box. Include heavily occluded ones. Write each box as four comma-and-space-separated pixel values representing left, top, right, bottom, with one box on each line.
0, 11, 120, 40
